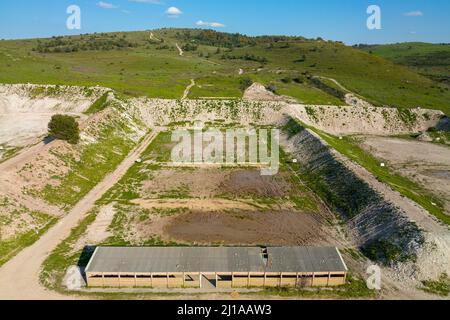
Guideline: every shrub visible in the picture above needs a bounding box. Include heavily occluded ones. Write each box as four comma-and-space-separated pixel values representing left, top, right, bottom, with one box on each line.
239, 77, 253, 91
48, 115, 80, 144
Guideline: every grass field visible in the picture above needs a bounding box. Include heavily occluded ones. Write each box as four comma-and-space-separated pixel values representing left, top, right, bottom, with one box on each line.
1, 29, 449, 113
358, 42, 450, 86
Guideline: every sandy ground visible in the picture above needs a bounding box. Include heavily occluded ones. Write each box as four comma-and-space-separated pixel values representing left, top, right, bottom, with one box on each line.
0, 140, 68, 240
141, 168, 295, 199
164, 209, 335, 246
0, 130, 160, 300
360, 136, 450, 215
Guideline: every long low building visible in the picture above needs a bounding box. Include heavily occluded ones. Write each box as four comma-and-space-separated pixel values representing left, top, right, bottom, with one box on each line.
85, 246, 348, 289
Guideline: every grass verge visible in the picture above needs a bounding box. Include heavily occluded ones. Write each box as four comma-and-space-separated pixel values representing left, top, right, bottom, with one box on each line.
0, 213, 57, 267
420, 274, 450, 297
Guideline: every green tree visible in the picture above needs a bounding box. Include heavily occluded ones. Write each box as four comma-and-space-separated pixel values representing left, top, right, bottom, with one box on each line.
48, 115, 80, 144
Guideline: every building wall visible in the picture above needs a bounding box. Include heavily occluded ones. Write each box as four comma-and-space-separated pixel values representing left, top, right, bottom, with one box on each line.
86, 272, 346, 289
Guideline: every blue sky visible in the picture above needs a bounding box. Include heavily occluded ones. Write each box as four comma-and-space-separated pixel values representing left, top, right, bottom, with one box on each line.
0, 0, 449, 44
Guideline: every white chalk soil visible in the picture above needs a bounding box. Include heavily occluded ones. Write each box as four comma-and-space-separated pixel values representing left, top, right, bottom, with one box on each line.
0, 84, 104, 148
243, 83, 285, 102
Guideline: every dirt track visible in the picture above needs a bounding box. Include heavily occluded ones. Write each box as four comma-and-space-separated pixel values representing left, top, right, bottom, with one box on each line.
0, 130, 160, 300
175, 43, 183, 56
182, 79, 195, 100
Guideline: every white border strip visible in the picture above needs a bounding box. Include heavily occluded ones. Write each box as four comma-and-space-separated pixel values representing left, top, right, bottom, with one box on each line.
335, 247, 348, 271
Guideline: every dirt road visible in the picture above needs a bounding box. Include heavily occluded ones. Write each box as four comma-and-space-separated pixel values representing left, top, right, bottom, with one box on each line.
175, 43, 184, 56
0, 140, 48, 171
182, 79, 195, 100
0, 130, 160, 300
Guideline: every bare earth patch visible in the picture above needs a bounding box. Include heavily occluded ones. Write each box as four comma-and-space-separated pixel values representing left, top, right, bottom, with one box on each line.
163, 209, 335, 246
360, 136, 450, 215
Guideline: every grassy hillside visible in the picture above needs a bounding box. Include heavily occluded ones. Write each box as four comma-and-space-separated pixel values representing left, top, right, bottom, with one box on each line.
358, 42, 450, 87
0, 29, 449, 113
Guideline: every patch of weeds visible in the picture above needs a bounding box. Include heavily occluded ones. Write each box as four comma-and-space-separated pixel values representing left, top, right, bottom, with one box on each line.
41, 126, 135, 208
361, 240, 406, 264
40, 210, 97, 291
305, 106, 319, 122
421, 274, 450, 297
141, 131, 173, 162
152, 207, 189, 217
282, 118, 305, 138
84, 92, 110, 115
290, 195, 319, 212
0, 212, 57, 267
398, 108, 418, 127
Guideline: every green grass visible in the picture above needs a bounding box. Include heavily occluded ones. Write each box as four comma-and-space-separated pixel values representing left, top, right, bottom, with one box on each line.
1, 29, 449, 112
420, 274, 450, 297
98, 131, 173, 204
140, 131, 173, 162
0, 212, 57, 267
359, 42, 450, 86
189, 76, 242, 98
84, 92, 110, 115
0, 145, 22, 163
40, 125, 140, 209
40, 210, 97, 291
302, 123, 450, 225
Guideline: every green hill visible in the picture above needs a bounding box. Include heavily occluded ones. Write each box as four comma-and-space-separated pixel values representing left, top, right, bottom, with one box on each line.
358, 42, 450, 87
0, 29, 449, 114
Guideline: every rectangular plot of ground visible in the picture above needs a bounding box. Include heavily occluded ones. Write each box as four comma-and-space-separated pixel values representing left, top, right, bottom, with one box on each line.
94, 130, 343, 248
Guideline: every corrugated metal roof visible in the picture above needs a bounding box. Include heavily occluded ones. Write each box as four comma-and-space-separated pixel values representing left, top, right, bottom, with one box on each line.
85, 246, 347, 274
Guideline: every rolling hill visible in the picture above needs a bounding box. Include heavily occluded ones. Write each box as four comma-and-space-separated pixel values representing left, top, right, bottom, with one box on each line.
0, 29, 449, 114
357, 42, 450, 87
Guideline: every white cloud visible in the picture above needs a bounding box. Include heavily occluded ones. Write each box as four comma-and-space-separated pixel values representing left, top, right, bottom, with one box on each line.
196, 20, 226, 28
403, 11, 423, 17
166, 6, 182, 17
97, 1, 119, 9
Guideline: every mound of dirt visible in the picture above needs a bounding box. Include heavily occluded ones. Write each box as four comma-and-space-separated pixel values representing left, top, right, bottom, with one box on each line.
128, 98, 288, 127
243, 83, 285, 101
287, 104, 444, 136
